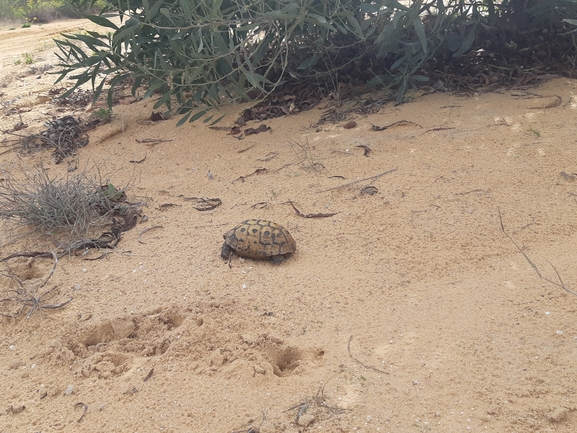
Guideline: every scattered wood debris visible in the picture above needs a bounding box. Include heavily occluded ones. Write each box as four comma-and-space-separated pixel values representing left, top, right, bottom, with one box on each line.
136, 138, 173, 146
138, 226, 164, 244
54, 89, 92, 107
229, 126, 242, 135
423, 127, 455, 133
6, 405, 26, 414
182, 197, 222, 211
0, 252, 73, 319
257, 151, 278, 162
355, 144, 371, 157
150, 112, 165, 121
18, 116, 89, 163
75, 402, 88, 422
157, 203, 181, 210
360, 186, 378, 195
371, 120, 422, 131
234, 168, 268, 183
288, 200, 337, 218
560, 172, 577, 181
143, 368, 154, 382
237, 145, 255, 153
244, 124, 271, 135
348, 335, 389, 374
317, 168, 397, 193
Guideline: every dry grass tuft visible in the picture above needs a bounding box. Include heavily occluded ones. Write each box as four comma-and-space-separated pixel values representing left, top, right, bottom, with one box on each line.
0, 163, 126, 243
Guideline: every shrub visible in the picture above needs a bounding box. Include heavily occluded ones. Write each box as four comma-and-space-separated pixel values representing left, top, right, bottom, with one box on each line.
53, 0, 577, 125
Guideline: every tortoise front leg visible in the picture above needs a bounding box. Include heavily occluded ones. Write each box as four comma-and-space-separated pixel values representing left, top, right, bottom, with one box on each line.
221, 243, 233, 260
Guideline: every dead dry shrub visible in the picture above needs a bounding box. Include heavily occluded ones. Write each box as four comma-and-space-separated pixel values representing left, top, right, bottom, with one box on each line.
0, 163, 128, 245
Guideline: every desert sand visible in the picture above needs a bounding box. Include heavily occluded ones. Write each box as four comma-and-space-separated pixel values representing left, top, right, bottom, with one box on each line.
1, 18, 577, 433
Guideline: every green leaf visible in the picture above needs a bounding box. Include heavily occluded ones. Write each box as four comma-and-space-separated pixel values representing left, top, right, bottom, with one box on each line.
366, 74, 389, 87
396, 78, 408, 104
153, 88, 176, 109
188, 109, 208, 123
145, 0, 165, 22
453, 24, 477, 57
347, 15, 364, 39
68, 33, 110, 50
308, 13, 326, 24
197, 27, 204, 52
211, 0, 223, 17
392, 10, 405, 29
131, 76, 144, 97
93, 77, 107, 104
106, 73, 130, 107
413, 17, 427, 53
85, 15, 119, 30
143, 80, 167, 100
410, 74, 430, 82
334, 21, 348, 35
298, 54, 321, 70
178, 0, 194, 22
176, 111, 192, 127
209, 114, 226, 126
391, 55, 407, 70
112, 25, 137, 46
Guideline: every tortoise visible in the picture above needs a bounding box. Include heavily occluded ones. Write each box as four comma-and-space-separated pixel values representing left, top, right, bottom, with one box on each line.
221, 219, 296, 264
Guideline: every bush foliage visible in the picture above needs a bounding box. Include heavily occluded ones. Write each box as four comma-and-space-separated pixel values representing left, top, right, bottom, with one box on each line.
54, 0, 577, 124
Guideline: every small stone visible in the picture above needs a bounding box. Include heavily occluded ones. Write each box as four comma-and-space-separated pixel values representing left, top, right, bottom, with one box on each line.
64, 385, 74, 396
8, 360, 23, 370
253, 365, 267, 375
549, 407, 569, 422
110, 318, 135, 339
6, 405, 26, 414
297, 413, 316, 427
210, 349, 225, 367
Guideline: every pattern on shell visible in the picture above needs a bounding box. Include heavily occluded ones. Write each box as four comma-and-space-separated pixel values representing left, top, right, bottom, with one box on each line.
221, 219, 296, 263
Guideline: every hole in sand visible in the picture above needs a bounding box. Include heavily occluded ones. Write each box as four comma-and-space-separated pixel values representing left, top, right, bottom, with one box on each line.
272, 347, 302, 377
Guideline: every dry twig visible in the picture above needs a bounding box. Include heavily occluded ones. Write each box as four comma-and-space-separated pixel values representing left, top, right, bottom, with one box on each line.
138, 226, 164, 244
498, 208, 577, 297
75, 402, 88, 422
347, 335, 389, 374
0, 252, 73, 318
288, 200, 337, 218
317, 167, 397, 193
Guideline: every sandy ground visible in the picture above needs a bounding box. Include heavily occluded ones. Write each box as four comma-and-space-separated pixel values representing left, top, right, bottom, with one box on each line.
2, 19, 577, 433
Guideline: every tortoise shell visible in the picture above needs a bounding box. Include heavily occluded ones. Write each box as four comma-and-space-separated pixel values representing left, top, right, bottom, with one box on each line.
221, 219, 296, 264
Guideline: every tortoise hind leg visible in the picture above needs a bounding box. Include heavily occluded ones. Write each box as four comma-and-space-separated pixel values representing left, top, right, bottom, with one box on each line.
272, 255, 285, 265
